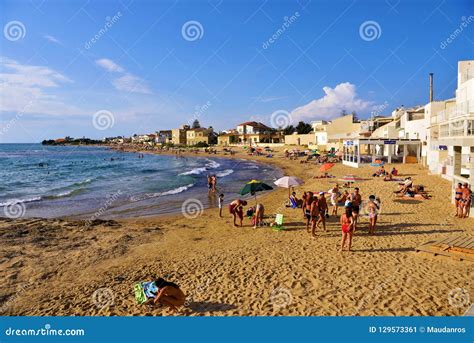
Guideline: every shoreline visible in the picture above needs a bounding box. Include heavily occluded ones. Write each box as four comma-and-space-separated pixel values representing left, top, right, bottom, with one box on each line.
0, 145, 472, 316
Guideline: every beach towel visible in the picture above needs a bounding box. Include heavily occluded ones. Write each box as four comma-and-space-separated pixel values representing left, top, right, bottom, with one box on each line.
134, 281, 159, 304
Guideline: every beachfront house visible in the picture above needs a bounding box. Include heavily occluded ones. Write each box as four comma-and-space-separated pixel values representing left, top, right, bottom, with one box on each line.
186, 127, 217, 146
171, 125, 190, 145
218, 122, 283, 145
425, 60, 474, 216
325, 114, 362, 151
156, 130, 172, 144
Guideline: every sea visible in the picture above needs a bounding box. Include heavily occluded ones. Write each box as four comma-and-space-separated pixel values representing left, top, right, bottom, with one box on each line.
0, 144, 282, 219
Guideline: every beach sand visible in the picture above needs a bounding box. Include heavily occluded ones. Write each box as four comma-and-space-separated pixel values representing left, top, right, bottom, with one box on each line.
0, 147, 472, 316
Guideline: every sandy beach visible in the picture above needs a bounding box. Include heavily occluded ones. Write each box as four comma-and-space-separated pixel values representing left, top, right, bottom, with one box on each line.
0, 146, 472, 316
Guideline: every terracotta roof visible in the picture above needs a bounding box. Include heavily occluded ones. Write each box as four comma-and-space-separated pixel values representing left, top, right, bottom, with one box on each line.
238, 121, 271, 128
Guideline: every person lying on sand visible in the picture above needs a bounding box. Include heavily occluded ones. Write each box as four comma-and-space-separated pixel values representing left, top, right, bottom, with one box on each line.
229, 199, 247, 227
396, 177, 413, 193
396, 187, 430, 200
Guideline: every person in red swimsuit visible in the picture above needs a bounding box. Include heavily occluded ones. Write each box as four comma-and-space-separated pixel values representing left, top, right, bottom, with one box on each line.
229, 199, 247, 227
340, 206, 354, 252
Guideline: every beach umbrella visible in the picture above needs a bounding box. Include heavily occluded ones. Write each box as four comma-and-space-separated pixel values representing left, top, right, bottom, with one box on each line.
319, 163, 335, 172
239, 180, 273, 202
274, 176, 304, 197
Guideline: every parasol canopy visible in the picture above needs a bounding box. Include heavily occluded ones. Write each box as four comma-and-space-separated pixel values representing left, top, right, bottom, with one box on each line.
319, 163, 335, 172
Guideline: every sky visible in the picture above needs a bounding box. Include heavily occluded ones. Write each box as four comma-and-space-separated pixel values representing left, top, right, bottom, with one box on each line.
0, 0, 472, 143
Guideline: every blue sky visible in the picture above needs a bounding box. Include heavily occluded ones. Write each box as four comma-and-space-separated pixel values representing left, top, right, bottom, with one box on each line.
0, 0, 472, 142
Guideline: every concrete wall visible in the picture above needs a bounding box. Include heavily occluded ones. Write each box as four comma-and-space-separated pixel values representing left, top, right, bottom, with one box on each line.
284, 133, 315, 146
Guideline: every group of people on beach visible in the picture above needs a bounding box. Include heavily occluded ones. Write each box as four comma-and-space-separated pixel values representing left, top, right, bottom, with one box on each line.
454, 182, 472, 218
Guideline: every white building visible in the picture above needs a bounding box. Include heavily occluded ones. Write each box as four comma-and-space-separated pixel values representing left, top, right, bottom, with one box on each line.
426, 60, 474, 216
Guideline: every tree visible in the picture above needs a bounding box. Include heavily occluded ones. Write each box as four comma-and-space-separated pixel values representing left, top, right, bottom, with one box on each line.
192, 119, 201, 129
351, 111, 359, 122
295, 121, 312, 134
282, 125, 296, 135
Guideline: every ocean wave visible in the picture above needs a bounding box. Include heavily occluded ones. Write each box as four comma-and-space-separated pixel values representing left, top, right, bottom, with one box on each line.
216, 169, 234, 177
179, 167, 207, 176
43, 188, 86, 200
206, 159, 220, 169
245, 165, 260, 169
0, 196, 41, 206
161, 183, 195, 195
129, 184, 195, 202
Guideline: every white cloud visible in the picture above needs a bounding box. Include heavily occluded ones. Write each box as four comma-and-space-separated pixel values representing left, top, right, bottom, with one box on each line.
95, 58, 151, 94
0, 57, 84, 116
95, 58, 124, 73
111, 73, 151, 94
290, 82, 373, 121
44, 35, 60, 44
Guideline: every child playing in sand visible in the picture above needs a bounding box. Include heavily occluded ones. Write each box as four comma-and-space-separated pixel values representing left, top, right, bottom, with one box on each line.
218, 193, 224, 217
229, 199, 247, 227
340, 206, 354, 252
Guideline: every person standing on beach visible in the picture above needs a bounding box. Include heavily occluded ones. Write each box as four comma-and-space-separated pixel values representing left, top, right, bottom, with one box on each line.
329, 185, 340, 216
254, 203, 265, 228
367, 195, 379, 235
461, 183, 472, 218
454, 183, 463, 217
229, 199, 247, 227
211, 175, 217, 193
304, 192, 314, 233
207, 175, 213, 193
317, 192, 328, 232
218, 193, 224, 217
348, 187, 362, 232
310, 197, 320, 239
340, 206, 354, 252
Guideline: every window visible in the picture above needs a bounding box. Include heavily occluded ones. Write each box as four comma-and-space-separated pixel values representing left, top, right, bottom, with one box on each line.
467, 120, 474, 136
450, 120, 465, 137
440, 124, 449, 137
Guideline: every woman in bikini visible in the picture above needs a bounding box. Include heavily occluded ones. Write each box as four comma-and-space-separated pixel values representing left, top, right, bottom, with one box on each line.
454, 183, 463, 217
367, 195, 379, 235
340, 206, 354, 251
144, 277, 186, 312
229, 199, 247, 227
